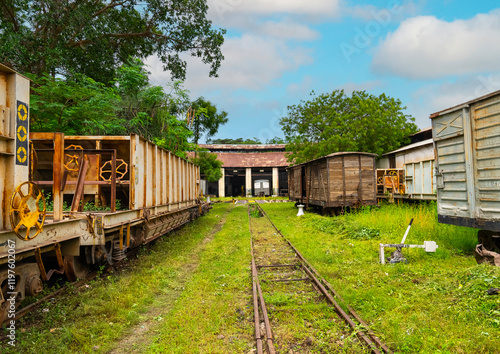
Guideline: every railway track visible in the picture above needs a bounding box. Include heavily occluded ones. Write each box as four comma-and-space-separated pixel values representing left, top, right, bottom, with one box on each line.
248, 203, 391, 354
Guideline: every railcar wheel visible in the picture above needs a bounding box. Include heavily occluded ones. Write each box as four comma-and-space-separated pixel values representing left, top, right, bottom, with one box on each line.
10, 181, 46, 241
478, 230, 500, 253
63, 256, 90, 281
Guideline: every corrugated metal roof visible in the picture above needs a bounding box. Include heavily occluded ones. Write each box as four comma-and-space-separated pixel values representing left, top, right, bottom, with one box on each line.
187, 151, 290, 167
215, 152, 290, 167
381, 138, 433, 156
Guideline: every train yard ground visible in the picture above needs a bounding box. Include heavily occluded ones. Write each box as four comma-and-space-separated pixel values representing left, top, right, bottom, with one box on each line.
2, 202, 500, 353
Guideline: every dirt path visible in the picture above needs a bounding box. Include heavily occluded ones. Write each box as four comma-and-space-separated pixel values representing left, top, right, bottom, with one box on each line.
108, 206, 235, 353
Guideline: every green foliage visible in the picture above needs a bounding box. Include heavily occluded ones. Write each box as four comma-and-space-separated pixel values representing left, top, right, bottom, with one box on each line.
208, 137, 262, 144
190, 151, 223, 182
305, 212, 380, 240
280, 90, 419, 163
261, 202, 498, 353
0, 0, 225, 83
82, 198, 122, 212
40, 191, 70, 212
115, 59, 194, 156
189, 97, 228, 144
266, 136, 285, 144
29, 73, 123, 135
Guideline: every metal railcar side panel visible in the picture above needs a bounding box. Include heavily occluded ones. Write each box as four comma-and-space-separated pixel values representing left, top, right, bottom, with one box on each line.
0, 67, 30, 230
433, 109, 472, 218
472, 97, 500, 220
404, 160, 435, 197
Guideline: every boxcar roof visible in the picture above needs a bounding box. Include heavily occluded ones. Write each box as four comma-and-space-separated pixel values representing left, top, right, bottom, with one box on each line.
430, 89, 500, 119
287, 151, 377, 168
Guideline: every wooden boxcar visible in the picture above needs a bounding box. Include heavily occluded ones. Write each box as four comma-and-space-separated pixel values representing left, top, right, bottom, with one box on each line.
431, 89, 500, 252
288, 152, 377, 211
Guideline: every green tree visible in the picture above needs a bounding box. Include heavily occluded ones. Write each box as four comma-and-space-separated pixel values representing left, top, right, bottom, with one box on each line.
29, 73, 123, 135
114, 59, 193, 156
207, 137, 262, 144
190, 151, 223, 182
189, 97, 228, 144
265, 137, 285, 144
281, 90, 418, 163
0, 1, 225, 83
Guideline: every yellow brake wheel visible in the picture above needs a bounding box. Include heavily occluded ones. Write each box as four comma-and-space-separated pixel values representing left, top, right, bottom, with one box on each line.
10, 181, 46, 241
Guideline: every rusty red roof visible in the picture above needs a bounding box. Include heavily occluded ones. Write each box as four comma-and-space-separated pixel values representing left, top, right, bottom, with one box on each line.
187, 151, 290, 168
199, 144, 286, 151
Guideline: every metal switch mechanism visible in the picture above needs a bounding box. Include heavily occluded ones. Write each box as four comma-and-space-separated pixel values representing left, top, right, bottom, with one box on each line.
379, 218, 439, 264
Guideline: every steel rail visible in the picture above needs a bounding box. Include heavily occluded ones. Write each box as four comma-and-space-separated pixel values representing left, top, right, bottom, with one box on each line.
251, 254, 264, 354
248, 205, 276, 354
255, 203, 393, 354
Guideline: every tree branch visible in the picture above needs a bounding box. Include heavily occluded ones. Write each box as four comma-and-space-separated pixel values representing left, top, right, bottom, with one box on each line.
93, 0, 129, 18
0, 0, 20, 31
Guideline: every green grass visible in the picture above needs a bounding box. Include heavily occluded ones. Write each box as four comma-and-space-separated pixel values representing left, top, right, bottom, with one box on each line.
3, 202, 500, 353
261, 202, 500, 353
147, 205, 254, 353
1, 204, 240, 353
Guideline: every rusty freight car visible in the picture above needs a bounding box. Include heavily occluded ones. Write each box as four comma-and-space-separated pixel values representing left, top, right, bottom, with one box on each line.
288, 152, 377, 212
431, 89, 500, 253
0, 64, 208, 323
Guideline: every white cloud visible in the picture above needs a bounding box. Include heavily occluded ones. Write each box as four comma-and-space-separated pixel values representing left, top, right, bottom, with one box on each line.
407, 72, 500, 128
147, 34, 313, 94
254, 20, 320, 41
208, 0, 340, 20
373, 10, 500, 79
345, 1, 421, 22
206, 1, 326, 42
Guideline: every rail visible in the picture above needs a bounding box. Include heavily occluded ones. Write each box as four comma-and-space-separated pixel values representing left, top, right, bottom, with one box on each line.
249, 203, 391, 353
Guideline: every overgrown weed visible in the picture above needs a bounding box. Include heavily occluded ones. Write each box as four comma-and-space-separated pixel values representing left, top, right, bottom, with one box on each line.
261, 201, 500, 353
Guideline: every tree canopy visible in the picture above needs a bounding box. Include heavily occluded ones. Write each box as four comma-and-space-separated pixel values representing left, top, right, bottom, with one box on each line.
189, 97, 228, 145
280, 90, 418, 164
189, 151, 223, 183
30, 59, 201, 157
30, 73, 123, 135
207, 137, 262, 144
114, 59, 193, 154
0, 0, 225, 82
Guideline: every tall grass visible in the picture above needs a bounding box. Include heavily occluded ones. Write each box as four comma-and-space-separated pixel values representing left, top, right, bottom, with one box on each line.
302, 202, 477, 256
261, 202, 500, 353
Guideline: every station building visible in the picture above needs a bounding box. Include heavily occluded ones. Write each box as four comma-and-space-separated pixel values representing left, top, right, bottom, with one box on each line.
196, 144, 290, 197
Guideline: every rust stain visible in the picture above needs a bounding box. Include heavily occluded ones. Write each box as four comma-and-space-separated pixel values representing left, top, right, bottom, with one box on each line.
187, 151, 290, 168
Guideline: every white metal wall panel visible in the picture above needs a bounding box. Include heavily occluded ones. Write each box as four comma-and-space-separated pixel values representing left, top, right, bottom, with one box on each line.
472, 98, 500, 219
433, 110, 471, 217
405, 160, 434, 196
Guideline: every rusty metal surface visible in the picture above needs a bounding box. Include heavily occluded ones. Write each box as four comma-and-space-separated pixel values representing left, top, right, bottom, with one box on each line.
1, 63, 209, 325
0, 218, 87, 262
199, 144, 286, 151
209, 152, 289, 168
1, 67, 30, 230
70, 155, 90, 211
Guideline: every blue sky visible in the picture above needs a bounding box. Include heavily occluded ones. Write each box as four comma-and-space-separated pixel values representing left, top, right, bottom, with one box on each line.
148, 1, 500, 143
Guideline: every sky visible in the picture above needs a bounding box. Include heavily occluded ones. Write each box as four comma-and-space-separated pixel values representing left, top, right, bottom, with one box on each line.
147, 0, 500, 143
